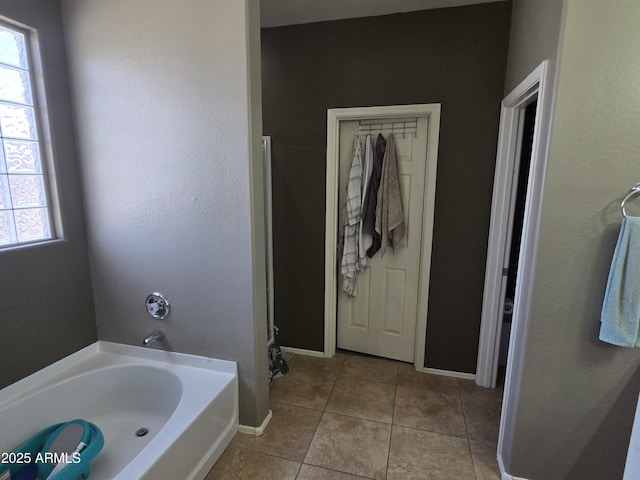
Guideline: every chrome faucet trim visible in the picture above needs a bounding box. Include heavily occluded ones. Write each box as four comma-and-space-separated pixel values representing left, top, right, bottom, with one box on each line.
142, 329, 165, 347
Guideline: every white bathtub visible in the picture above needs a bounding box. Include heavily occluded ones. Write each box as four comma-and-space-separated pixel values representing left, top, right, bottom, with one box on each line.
0, 341, 238, 480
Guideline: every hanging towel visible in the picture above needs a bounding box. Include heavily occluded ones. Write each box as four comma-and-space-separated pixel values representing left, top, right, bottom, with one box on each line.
599, 216, 640, 347
375, 133, 405, 256
341, 138, 364, 296
363, 134, 385, 258
358, 134, 374, 268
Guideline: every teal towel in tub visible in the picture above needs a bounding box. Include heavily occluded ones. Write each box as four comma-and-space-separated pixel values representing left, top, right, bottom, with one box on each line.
600, 216, 640, 347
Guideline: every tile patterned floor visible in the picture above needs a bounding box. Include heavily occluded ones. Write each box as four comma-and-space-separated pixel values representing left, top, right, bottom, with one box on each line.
206, 352, 503, 480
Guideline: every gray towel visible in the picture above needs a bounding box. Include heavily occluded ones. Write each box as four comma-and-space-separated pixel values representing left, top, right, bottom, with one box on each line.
375, 133, 405, 255
358, 134, 374, 268
363, 134, 385, 258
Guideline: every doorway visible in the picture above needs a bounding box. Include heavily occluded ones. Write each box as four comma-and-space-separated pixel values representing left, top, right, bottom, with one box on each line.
496, 98, 536, 379
476, 61, 551, 390
323, 104, 441, 370
472, 60, 553, 478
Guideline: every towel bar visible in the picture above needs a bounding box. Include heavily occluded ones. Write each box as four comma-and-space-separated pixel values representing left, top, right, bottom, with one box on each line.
621, 183, 640, 217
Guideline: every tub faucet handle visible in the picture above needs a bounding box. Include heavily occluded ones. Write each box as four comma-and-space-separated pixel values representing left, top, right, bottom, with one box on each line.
142, 329, 165, 347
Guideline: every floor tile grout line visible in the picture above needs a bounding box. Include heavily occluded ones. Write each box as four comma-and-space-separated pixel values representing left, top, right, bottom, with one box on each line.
228, 443, 307, 465
287, 353, 502, 478
308, 352, 392, 479
302, 460, 376, 479
310, 406, 471, 441
389, 421, 472, 440
268, 353, 344, 469
459, 389, 479, 480
274, 378, 473, 433
318, 407, 396, 426
270, 398, 326, 413
386, 382, 398, 480
239, 395, 330, 461
224, 445, 304, 470
268, 352, 502, 479
301, 354, 341, 465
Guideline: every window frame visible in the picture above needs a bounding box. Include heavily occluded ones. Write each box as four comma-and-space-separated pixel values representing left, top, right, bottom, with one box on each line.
0, 17, 62, 251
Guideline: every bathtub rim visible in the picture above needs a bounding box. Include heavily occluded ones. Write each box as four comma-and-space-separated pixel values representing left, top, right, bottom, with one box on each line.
1, 340, 237, 403
1, 341, 239, 480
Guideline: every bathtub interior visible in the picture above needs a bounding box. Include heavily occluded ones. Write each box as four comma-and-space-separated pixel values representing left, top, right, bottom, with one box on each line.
0, 342, 239, 480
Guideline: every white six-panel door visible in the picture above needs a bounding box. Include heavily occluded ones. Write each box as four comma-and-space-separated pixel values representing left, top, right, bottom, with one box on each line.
337, 117, 431, 362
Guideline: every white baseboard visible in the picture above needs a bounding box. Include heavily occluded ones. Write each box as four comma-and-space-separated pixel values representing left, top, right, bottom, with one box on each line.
281, 350, 476, 381
280, 346, 326, 358
238, 409, 272, 436
422, 367, 476, 380
498, 454, 530, 480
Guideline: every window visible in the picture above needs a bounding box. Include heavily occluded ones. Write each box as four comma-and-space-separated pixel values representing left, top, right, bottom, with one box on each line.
0, 21, 56, 248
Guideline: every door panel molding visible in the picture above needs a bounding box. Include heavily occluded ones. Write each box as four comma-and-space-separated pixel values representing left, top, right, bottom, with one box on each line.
324, 104, 441, 371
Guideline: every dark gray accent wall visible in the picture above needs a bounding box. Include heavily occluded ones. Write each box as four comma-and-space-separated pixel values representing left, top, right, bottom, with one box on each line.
262, 2, 511, 372
0, 0, 96, 389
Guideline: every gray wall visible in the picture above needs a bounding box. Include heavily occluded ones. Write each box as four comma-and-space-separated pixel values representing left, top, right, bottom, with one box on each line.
503, 0, 565, 94
0, 0, 96, 388
505, 0, 640, 478
498, 0, 565, 471
261, 2, 512, 373
61, 0, 269, 427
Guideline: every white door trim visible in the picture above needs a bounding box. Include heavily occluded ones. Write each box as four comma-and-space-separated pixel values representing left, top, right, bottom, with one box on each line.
476, 61, 550, 388
323, 103, 441, 371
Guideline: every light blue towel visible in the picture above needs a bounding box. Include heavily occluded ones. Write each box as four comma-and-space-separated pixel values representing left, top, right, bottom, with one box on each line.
600, 216, 640, 347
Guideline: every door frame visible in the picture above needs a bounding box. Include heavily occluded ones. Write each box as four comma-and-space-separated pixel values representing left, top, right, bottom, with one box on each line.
476, 61, 551, 388
323, 103, 441, 371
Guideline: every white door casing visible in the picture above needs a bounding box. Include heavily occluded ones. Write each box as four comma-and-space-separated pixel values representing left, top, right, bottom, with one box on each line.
472, 61, 553, 479
336, 118, 430, 362
477, 61, 549, 389
324, 104, 440, 371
